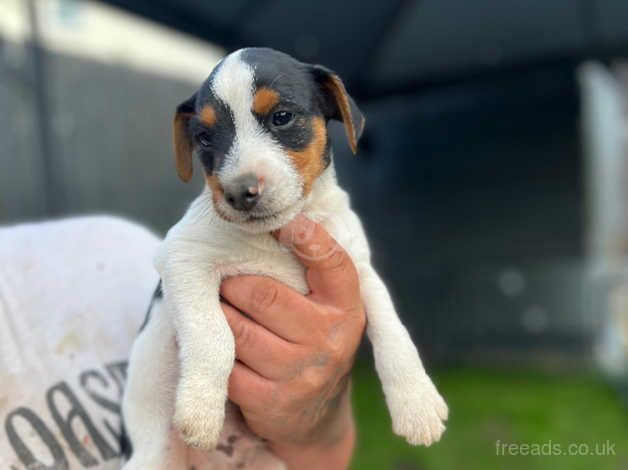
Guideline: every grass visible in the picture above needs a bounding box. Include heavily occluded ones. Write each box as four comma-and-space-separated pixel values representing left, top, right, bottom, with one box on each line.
351, 361, 628, 470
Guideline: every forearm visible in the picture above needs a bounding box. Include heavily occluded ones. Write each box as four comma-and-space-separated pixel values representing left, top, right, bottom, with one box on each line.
270, 387, 356, 470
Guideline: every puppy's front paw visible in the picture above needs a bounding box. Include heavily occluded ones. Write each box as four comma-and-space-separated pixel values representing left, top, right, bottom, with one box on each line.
173, 386, 225, 450
387, 376, 448, 446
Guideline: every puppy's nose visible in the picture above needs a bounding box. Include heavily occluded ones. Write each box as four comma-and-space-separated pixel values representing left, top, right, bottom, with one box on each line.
224, 173, 263, 211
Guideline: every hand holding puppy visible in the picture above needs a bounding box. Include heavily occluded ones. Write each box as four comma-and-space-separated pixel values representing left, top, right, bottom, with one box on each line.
221, 215, 365, 468
122, 48, 447, 470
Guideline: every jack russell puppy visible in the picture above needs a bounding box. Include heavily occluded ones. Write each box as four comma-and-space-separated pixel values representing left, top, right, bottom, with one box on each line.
122, 47, 447, 468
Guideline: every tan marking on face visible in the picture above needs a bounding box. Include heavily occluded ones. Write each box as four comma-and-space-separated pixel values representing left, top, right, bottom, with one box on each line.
205, 175, 232, 221
252, 87, 280, 115
287, 116, 327, 195
200, 105, 217, 127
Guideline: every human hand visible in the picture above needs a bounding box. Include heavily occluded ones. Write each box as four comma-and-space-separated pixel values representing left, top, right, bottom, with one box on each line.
220, 214, 366, 469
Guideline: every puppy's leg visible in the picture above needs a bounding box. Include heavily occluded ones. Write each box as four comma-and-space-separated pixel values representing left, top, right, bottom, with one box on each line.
163, 261, 233, 450
359, 264, 448, 446
122, 296, 182, 470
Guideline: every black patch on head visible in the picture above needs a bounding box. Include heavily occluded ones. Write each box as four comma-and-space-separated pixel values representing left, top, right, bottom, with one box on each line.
242, 48, 323, 154
187, 100, 234, 175
242, 48, 319, 111
266, 111, 315, 152
189, 66, 236, 175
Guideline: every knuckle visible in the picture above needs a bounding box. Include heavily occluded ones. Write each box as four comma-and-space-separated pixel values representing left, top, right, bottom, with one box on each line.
301, 367, 326, 394
250, 279, 279, 313
326, 339, 346, 367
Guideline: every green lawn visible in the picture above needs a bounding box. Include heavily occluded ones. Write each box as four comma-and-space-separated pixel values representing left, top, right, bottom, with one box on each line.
351, 362, 628, 470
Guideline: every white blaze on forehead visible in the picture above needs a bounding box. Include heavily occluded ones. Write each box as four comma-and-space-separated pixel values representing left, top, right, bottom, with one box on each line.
210, 50, 255, 123
208, 50, 303, 216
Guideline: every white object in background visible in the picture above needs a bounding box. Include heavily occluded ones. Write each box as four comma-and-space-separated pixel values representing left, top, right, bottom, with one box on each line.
578, 62, 628, 273
579, 61, 628, 375
0, 216, 159, 469
0, 215, 286, 469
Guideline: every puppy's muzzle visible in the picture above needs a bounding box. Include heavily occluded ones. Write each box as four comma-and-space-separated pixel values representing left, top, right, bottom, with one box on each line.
224, 173, 264, 211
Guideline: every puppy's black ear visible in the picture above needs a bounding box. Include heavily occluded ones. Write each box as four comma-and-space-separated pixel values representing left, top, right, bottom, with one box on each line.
309, 65, 365, 154
173, 93, 197, 182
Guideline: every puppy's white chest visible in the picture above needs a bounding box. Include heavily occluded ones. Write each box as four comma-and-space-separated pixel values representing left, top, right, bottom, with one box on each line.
217, 233, 309, 294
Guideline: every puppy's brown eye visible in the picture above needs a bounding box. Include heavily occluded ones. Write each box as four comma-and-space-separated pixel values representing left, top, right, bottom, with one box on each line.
272, 111, 293, 127
197, 132, 211, 148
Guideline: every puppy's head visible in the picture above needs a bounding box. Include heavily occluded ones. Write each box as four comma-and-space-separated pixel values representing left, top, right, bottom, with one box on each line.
173, 47, 364, 232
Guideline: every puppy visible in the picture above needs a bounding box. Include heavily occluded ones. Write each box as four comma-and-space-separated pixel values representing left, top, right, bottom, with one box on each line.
122, 47, 447, 469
